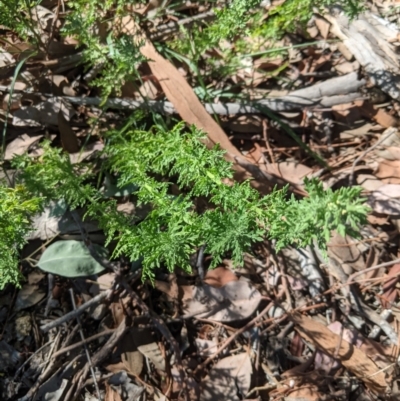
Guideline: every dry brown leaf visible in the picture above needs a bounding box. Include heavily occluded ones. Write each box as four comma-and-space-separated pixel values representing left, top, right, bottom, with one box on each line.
184, 278, 261, 322
4, 134, 43, 161
285, 385, 322, 401
378, 146, 400, 161
200, 352, 252, 401
58, 109, 79, 153
357, 174, 384, 192
170, 366, 200, 399
31, 5, 58, 32
203, 266, 238, 288
138, 79, 159, 99
291, 312, 388, 393
328, 232, 365, 272
69, 141, 104, 164
50, 75, 76, 96
195, 338, 219, 357
97, 273, 115, 290
376, 160, 400, 184
133, 327, 165, 371
105, 383, 123, 401
110, 302, 125, 326
355, 100, 398, 128
26, 201, 98, 240
367, 184, 400, 215
264, 161, 312, 185
0, 46, 14, 67
335, 60, 360, 74
315, 16, 331, 39
154, 274, 179, 300
14, 284, 46, 312
3, 93, 22, 111
245, 142, 265, 164
120, 329, 144, 376
105, 362, 126, 373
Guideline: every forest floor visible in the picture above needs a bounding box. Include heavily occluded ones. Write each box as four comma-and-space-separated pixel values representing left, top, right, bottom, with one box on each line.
2, 1, 400, 400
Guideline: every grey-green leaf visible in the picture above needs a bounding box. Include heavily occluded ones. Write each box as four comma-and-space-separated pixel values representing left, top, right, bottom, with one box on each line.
38, 240, 107, 277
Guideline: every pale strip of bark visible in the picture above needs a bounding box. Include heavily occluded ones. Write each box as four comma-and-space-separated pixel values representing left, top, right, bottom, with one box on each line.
324, 10, 400, 100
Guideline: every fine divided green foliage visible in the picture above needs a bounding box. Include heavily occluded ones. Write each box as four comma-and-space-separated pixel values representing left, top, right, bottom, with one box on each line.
62, 0, 146, 98
0, 185, 42, 289
0, 0, 368, 288
7, 123, 369, 284
256, 0, 364, 40
0, 1, 44, 45
0, 0, 365, 97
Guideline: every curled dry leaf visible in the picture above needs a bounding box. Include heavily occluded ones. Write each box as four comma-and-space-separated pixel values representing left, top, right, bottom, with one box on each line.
291, 313, 387, 393
184, 278, 261, 322
200, 352, 252, 401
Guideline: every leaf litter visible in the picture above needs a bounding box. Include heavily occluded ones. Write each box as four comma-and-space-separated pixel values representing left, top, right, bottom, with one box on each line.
3, 1, 400, 401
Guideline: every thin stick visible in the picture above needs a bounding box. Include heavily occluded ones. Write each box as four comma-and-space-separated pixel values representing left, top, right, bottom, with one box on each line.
40, 289, 112, 332
14, 340, 53, 379
69, 288, 101, 400
72, 317, 128, 400
52, 328, 115, 359
262, 118, 279, 176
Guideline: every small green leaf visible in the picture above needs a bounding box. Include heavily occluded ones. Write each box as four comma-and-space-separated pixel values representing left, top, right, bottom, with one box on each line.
38, 240, 107, 277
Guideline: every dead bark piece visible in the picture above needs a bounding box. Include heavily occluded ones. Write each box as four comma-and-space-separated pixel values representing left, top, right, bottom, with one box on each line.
260, 71, 365, 103
325, 10, 400, 103
290, 312, 388, 394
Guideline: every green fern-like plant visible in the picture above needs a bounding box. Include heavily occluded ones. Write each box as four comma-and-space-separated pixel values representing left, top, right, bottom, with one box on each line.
0, 185, 42, 289
10, 123, 369, 282
62, 0, 145, 98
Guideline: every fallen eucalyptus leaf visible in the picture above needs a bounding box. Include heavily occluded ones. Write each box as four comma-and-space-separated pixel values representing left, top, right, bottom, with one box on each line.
200, 352, 252, 401
184, 278, 261, 322
38, 240, 107, 277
